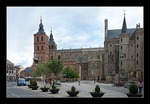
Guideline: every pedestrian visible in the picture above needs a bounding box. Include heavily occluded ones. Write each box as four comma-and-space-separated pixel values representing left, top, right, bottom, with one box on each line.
78, 80, 80, 86
45, 79, 47, 84
137, 80, 143, 93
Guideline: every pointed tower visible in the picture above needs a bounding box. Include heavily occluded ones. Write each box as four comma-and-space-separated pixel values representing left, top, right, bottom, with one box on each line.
32, 17, 49, 66
119, 11, 130, 82
121, 12, 127, 33
49, 28, 57, 60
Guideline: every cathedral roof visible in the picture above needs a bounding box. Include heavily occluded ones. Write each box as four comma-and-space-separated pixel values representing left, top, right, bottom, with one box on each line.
108, 28, 136, 38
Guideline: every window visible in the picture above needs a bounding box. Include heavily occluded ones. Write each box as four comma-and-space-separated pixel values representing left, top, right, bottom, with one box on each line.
137, 44, 139, 48
121, 38, 122, 41
137, 61, 138, 65
51, 56, 53, 59
111, 55, 113, 62
58, 55, 61, 60
97, 55, 100, 59
137, 53, 138, 57
41, 46, 43, 50
121, 61, 122, 66
37, 37, 39, 42
41, 37, 43, 41
37, 46, 39, 51
74, 54, 79, 62
52, 45, 54, 49
82, 54, 88, 61
121, 46, 122, 50
110, 44, 112, 47
124, 53, 126, 58
137, 36, 139, 40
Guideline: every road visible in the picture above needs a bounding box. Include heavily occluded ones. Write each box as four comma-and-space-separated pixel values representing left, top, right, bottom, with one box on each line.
6, 81, 51, 98
6, 80, 143, 98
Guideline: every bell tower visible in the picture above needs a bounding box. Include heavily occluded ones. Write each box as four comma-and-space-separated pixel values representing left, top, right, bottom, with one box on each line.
49, 28, 57, 60
32, 17, 49, 66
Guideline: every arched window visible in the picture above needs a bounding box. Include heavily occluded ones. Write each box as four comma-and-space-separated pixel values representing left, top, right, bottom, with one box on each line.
74, 54, 79, 63
82, 54, 88, 61
58, 55, 61, 60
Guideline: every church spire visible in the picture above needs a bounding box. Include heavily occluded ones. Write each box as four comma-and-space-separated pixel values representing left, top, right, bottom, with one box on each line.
121, 10, 127, 33
49, 28, 55, 43
36, 16, 45, 34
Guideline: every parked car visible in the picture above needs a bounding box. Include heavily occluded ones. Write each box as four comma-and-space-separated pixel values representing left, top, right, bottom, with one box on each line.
17, 78, 27, 86
124, 81, 136, 88
54, 80, 61, 86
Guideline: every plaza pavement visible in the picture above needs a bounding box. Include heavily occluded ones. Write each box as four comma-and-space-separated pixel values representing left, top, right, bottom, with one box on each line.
18, 80, 133, 98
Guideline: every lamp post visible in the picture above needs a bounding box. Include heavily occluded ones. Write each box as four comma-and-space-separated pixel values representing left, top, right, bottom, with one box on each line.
93, 62, 97, 83
111, 71, 115, 86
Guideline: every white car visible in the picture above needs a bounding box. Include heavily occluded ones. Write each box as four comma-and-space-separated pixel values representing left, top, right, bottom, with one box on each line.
124, 81, 136, 88
54, 80, 61, 86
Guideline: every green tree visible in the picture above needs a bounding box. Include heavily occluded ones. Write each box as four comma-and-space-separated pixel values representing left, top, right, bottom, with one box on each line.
47, 59, 64, 80
31, 62, 51, 80
62, 66, 79, 79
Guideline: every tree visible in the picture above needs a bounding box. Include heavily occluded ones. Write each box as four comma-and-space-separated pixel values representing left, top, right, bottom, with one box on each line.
62, 66, 79, 81
47, 59, 64, 80
30, 62, 51, 80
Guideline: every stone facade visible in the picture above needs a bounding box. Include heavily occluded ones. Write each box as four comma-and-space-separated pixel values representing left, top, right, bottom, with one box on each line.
104, 16, 144, 83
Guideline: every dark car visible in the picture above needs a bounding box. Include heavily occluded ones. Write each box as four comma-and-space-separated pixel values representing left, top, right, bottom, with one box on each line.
17, 78, 27, 86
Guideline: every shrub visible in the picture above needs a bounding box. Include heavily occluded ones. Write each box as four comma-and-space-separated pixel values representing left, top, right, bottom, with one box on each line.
71, 86, 76, 92
51, 81, 57, 90
95, 85, 100, 93
30, 80, 34, 85
129, 84, 138, 94
32, 80, 37, 86
44, 84, 47, 88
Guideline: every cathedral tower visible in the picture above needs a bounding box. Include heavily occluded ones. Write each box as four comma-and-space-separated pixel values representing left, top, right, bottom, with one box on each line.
49, 28, 57, 60
33, 17, 49, 65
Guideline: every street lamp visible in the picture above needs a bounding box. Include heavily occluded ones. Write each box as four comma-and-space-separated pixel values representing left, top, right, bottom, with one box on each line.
93, 62, 97, 83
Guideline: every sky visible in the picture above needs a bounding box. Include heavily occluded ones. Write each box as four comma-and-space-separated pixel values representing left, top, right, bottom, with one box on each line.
7, 6, 143, 68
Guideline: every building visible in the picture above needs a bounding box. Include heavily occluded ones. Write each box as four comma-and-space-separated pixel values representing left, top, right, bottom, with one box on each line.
30, 13, 144, 83
30, 18, 104, 81
6, 59, 14, 80
14, 65, 25, 79
104, 14, 144, 83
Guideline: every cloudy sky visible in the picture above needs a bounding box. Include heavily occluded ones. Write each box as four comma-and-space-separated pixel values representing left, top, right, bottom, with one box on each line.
7, 6, 143, 68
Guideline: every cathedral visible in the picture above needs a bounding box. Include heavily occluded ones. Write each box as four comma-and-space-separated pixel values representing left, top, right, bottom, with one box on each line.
29, 14, 144, 83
